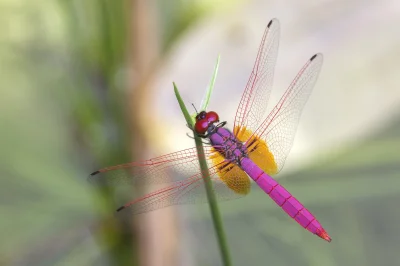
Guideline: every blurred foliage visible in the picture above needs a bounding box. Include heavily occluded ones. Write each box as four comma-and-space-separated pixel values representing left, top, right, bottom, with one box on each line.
157, 0, 232, 54
2, 0, 399, 266
0, 0, 233, 265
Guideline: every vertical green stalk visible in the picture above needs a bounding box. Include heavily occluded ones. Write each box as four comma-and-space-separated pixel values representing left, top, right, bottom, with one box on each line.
200, 55, 220, 111
173, 82, 232, 266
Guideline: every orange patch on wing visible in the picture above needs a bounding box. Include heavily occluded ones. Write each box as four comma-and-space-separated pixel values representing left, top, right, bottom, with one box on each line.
233, 126, 252, 142
210, 149, 250, 195
234, 126, 278, 175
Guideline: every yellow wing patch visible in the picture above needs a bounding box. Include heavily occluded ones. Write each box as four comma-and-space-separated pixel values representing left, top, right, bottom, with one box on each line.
209, 149, 250, 195
233, 126, 252, 142
234, 126, 278, 175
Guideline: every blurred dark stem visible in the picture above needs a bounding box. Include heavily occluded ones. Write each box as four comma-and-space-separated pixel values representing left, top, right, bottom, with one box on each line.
58, 0, 137, 265
57, 0, 223, 265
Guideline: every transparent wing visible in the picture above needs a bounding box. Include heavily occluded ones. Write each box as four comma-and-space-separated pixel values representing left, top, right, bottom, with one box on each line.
247, 53, 324, 173
116, 162, 250, 214
88, 147, 218, 186
233, 18, 280, 138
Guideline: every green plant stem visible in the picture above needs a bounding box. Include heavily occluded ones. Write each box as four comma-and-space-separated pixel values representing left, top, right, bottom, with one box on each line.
173, 82, 232, 266
193, 136, 232, 266
200, 55, 220, 111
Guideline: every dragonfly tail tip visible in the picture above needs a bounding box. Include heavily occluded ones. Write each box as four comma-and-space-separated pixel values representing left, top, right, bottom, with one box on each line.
317, 228, 332, 242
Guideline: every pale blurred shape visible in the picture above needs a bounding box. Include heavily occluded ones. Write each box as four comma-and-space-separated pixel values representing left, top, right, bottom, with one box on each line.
153, 0, 400, 173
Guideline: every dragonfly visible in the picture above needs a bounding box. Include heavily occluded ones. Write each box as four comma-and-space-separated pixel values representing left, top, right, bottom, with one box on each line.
89, 18, 331, 242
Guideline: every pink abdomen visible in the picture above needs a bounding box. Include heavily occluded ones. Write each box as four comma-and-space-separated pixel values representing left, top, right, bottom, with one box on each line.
240, 157, 331, 242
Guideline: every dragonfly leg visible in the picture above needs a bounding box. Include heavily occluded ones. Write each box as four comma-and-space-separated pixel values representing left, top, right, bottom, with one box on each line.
215, 121, 227, 128
186, 132, 195, 139
186, 132, 209, 144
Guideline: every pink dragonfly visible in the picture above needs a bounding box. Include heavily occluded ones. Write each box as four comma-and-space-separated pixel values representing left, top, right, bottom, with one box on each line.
89, 18, 331, 242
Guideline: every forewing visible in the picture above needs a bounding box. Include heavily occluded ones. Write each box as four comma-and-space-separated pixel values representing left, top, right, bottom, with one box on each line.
247, 54, 324, 173
116, 163, 250, 214
88, 147, 217, 186
234, 18, 280, 138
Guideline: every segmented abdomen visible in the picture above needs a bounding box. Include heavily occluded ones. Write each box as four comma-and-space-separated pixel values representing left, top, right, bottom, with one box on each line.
240, 157, 330, 241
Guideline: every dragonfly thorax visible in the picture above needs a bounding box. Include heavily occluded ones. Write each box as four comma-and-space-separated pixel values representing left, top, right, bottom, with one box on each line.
209, 127, 248, 165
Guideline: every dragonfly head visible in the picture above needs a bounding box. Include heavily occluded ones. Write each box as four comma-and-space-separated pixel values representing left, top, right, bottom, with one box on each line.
194, 111, 219, 137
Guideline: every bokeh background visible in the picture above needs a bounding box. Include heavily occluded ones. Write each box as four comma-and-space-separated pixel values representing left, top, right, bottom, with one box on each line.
1, 0, 400, 265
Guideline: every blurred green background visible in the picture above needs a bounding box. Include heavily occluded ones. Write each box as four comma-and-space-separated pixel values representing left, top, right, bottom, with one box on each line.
1, 0, 400, 266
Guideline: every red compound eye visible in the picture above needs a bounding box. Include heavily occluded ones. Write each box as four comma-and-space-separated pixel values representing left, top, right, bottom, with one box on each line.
194, 119, 209, 134
194, 111, 220, 135
205, 111, 219, 123
195, 111, 207, 121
